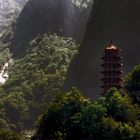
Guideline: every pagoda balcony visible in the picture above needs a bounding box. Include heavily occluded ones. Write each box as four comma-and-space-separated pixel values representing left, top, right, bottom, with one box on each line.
101, 68, 123, 71
101, 73, 123, 76
101, 56, 123, 60
101, 76, 123, 79
103, 49, 122, 52
107, 79, 123, 82
101, 70, 123, 73
101, 64, 123, 67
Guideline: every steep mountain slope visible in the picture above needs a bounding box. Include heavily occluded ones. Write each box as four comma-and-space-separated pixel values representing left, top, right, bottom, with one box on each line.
7, 0, 92, 57
0, 34, 78, 131
0, 0, 28, 34
0, 0, 93, 132
66, 0, 140, 98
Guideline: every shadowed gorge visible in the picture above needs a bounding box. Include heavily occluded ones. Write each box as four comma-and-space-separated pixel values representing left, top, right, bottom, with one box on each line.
65, 0, 140, 98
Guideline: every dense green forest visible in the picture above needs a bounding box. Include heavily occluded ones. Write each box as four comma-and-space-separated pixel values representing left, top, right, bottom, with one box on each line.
34, 88, 140, 140
1, 63, 140, 140
0, 34, 78, 133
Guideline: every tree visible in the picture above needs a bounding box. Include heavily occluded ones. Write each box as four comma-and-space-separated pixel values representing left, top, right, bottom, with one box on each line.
0, 119, 9, 130
34, 88, 140, 140
68, 102, 107, 139
0, 34, 78, 131
125, 65, 140, 92
104, 88, 140, 123
0, 129, 22, 140
35, 88, 89, 140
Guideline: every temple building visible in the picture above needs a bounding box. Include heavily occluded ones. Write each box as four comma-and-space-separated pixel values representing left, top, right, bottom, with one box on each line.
100, 42, 123, 96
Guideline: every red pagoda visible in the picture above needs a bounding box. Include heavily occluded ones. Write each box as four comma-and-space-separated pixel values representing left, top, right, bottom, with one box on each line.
101, 42, 123, 96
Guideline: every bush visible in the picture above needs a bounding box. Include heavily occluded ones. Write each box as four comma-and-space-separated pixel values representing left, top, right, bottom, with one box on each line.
125, 65, 140, 92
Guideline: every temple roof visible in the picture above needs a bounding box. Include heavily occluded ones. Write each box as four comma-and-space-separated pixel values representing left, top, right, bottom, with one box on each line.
106, 43, 118, 50
103, 42, 121, 52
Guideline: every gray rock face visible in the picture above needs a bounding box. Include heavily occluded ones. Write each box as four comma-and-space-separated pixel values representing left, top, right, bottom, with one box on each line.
0, 0, 28, 34
9, 0, 92, 56
72, 0, 93, 8
66, 0, 140, 98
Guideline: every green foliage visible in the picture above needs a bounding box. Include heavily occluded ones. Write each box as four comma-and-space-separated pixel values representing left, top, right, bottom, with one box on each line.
0, 43, 11, 67
0, 129, 25, 140
0, 34, 78, 131
35, 88, 140, 140
36, 88, 89, 140
69, 102, 107, 139
125, 65, 140, 92
0, 119, 9, 130
105, 88, 140, 123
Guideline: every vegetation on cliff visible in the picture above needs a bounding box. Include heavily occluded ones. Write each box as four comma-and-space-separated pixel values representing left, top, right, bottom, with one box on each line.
125, 65, 140, 92
0, 34, 78, 132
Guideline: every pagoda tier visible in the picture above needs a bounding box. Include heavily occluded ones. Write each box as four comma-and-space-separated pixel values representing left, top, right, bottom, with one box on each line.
100, 42, 123, 96
101, 77, 123, 79
101, 56, 123, 61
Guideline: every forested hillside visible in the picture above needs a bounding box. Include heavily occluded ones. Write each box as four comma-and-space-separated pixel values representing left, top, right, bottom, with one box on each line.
0, 0, 91, 136
0, 34, 78, 131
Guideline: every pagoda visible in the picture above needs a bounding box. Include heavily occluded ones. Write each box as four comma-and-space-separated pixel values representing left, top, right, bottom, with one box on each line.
100, 42, 123, 96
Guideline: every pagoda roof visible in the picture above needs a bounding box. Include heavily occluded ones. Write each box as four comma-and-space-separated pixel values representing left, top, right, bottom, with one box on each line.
106, 44, 118, 50
103, 41, 121, 51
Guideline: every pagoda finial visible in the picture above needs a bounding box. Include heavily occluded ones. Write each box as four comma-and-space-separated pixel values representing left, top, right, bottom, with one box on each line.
110, 40, 113, 45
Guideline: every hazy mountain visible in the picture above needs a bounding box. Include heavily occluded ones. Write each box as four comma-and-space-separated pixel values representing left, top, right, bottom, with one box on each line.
65, 0, 140, 98
0, 0, 28, 34
6, 0, 92, 57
